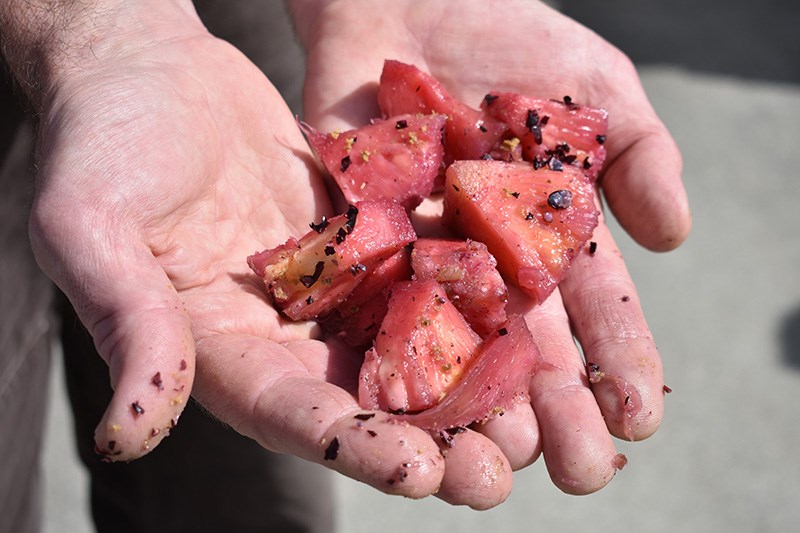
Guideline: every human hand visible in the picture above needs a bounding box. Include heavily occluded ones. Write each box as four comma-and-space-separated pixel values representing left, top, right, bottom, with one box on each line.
291, 0, 689, 501
23, 0, 449, 503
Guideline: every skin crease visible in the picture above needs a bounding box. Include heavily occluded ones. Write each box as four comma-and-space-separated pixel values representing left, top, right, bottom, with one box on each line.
7, 0, 689, 511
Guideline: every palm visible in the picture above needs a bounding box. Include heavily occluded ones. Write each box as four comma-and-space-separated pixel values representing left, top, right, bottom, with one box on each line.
32, 35, 333, 454
299, 0, 687, 500
31, 29, 450, 502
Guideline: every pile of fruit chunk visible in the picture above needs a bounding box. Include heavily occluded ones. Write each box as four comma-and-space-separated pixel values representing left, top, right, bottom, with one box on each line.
247, 60, 607, 431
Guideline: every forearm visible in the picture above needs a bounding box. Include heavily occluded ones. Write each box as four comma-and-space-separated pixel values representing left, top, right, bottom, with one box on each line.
0, 0, 201, 109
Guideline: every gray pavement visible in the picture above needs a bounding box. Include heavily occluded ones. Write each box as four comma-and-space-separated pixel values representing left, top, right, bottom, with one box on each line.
42, 2, 800, 532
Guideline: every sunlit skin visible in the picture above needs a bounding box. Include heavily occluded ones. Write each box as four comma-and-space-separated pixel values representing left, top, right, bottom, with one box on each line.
11, 0, 690, 510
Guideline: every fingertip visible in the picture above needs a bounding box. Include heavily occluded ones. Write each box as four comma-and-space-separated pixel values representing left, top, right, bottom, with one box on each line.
588, 362, 665, 443
654, 199, 692, 252
550, 449, 628, 496
94, 352, 195, 462
93, 402, 178, 462
631, 376, 667, 441
434, 429, 513, 510
322, 413, 446, 499
473, 400, 541, 471
543, 429, 619, 495
602, 125, 691, 252
594, 363, 666, 442
625, 192, 692, 253
534, 386, 620, 495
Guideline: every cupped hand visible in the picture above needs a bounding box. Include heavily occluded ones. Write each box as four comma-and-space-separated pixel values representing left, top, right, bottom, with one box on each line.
27, 6, 447, 502
295, 0, 687, 501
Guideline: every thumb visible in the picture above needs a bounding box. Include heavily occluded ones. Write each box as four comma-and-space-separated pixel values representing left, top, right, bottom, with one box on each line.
597, 58, 691, 251
89, 270, 196, 462
30, 210, 195, 461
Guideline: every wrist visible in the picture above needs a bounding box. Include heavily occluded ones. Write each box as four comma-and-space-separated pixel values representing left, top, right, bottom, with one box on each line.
0, 0, 203, 110
287, 0, 416, 48
285, 0, 327, 46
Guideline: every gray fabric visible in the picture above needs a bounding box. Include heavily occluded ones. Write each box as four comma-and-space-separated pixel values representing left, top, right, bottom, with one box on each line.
0, 117, 54, 533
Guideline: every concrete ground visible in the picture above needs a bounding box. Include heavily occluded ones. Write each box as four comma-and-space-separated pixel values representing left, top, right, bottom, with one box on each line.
42, 1, 800, 532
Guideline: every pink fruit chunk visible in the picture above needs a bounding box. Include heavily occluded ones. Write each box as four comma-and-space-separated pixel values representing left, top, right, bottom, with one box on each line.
358, 279, 482, 414
247, 200, 416, 320
377, 59, 508, 164
246, 59, 610, 432
411, 238, 508, 338
300, 113, 446, 211
482, 92, 608, 180
443, 160, 599, 304
391, 314, 540, 431
322, 246, 413, 348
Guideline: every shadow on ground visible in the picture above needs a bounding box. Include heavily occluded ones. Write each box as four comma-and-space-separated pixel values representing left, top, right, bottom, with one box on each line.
779, 304, 800, 371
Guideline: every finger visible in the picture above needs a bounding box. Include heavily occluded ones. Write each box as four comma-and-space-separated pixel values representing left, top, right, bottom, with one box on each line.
472, 399, 541, 471
192, 334, 446, 500
521, 291, 621, 494
30, 214, 195, 461
559, 219, 665, 441
597, 56, 691, 251
433, 428, 513, 510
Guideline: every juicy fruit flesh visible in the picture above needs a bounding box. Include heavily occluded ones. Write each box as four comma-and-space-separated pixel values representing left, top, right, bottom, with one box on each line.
248, 200, 416, 320
391, 314, 541, 431
250, 59, 607, 428
322, 247, 413, 348
359, 279, 482, 413
300, 113, 447, 210
378, 59, 508, 162
249, 227, 365, 321
411, 238, 508, 338
443, 160, 599, 303
482, 92, 608, 180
